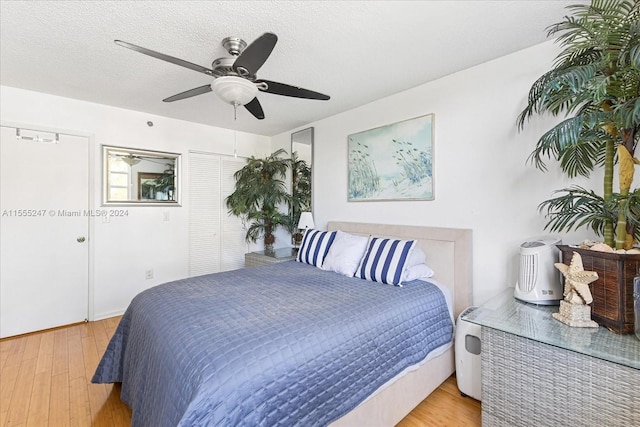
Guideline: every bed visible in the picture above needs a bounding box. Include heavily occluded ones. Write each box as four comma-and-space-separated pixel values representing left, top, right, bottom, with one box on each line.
93, 221, 472, 426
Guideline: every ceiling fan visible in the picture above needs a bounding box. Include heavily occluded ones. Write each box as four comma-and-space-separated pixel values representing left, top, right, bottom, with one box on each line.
114, 33, 330, 120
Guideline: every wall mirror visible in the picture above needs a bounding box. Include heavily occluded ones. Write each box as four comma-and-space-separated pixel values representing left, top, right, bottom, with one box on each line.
103, 145, 181, 205
291, 127, 313, 242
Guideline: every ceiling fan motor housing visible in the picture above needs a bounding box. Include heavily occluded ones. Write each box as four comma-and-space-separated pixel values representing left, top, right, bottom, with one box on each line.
211, 57, 242, 78
221, 37, 247, 56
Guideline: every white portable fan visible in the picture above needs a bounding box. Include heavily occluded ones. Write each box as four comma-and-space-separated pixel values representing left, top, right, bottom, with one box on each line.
514, 236, 563, 305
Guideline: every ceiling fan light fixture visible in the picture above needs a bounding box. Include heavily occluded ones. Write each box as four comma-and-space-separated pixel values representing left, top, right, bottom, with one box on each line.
212, 76, 257, 106
121, 155, 141, 166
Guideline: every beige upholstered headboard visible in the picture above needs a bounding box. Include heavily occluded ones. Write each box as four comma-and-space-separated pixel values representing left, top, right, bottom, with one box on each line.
327, 221, 473, 318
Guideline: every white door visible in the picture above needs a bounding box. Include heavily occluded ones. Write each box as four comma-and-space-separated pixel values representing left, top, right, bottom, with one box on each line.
0, 126, 89, 338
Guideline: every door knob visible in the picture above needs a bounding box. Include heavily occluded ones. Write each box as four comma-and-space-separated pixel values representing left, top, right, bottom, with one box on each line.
77, 236, 86, 243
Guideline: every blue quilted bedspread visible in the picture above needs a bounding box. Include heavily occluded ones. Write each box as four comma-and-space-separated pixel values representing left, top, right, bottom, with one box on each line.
92, 261, 453, 427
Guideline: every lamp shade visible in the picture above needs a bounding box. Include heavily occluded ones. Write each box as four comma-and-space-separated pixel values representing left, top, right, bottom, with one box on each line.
212, 76, 258, 106
297, 212, 315, 230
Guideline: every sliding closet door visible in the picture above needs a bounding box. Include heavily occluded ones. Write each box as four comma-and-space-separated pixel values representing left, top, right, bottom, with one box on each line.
188, 152, 222, 276
0, 126, 89, 338
188, 152, 248, 276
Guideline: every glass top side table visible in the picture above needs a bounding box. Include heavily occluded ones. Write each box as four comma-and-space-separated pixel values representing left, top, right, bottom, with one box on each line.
463, 288, 639, 369
244, 248, 297, 267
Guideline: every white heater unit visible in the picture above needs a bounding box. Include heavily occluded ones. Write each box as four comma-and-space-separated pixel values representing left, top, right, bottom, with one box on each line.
455, 307, 482, 401
514, 236, 563, 305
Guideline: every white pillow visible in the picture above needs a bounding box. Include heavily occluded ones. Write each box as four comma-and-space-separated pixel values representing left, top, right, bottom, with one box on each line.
322, 230, 369, 277
402, 263, 435, 282
405, 245, 426, 268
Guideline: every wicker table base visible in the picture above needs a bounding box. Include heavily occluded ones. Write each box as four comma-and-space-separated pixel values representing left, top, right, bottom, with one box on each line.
481, 328, 639, 427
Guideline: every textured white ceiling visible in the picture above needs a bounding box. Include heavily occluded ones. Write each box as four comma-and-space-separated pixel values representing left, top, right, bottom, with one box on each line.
0, 1, 585, 136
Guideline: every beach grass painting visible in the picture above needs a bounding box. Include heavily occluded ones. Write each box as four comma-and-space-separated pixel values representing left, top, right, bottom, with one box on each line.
348, 114, 433, 201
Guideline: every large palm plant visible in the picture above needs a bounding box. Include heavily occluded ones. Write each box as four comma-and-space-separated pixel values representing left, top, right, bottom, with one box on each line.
518, 0, 640, 249
226, 148, 292, 247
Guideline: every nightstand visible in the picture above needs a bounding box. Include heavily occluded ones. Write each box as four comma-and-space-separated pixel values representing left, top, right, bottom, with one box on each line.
244, 248, 297, 267
463, 288, 639, 426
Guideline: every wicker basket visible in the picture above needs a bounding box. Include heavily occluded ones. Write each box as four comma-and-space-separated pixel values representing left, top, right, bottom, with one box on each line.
558, 245, 639, 334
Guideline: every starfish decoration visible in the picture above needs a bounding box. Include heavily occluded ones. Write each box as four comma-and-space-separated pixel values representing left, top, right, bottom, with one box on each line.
554, 252, 598, 305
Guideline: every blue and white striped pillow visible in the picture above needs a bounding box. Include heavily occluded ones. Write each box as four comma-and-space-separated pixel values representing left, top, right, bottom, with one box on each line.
296, 229, 337, 267
356, 237, 416, 286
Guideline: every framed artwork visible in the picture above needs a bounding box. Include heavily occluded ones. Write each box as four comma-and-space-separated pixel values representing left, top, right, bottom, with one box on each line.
348, 114, 434, 201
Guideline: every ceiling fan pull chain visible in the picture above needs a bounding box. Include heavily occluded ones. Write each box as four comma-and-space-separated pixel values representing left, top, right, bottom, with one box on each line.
233, 104, 238, 158
233, 128, 237, 159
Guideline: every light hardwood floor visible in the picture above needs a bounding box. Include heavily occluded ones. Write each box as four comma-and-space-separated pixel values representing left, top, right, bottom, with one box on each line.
0, 317, 481, 426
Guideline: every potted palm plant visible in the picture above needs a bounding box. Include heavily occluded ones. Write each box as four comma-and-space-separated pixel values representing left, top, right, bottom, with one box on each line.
226, 148, 292, 250
518, 0, 639, 333
288, 151, 312, 245
155, 163, 176, 201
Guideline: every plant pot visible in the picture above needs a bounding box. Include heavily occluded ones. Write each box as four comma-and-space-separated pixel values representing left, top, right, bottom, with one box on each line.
558, 245, 639, 334
264, 233, 275, 253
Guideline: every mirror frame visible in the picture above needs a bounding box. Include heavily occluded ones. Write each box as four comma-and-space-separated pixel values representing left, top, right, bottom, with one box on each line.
102, 145, 181, 206
291, 127, 314, 225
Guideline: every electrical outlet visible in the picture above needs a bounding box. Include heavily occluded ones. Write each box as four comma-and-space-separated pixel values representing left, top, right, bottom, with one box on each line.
145, 269, 153, 279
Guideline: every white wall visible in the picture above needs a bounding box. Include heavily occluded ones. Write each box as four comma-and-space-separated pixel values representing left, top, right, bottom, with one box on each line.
273, 41, 601, 305
0, 39, 610, 317
0, 85, 270, 319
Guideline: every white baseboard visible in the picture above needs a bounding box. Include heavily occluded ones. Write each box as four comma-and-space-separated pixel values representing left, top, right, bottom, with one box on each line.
93, 309, 126, 321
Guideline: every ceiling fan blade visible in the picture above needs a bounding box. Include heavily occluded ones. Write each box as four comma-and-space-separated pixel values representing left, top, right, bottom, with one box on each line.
232, 33, 278, 76
256, 79, 330, 100
163, 84, 212, 102
114, 40, 214, 76
244, 97, 265, 120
